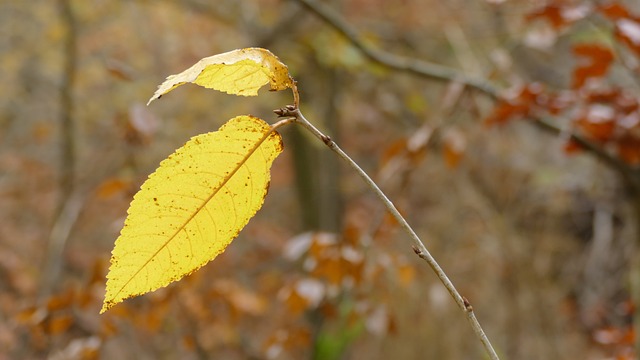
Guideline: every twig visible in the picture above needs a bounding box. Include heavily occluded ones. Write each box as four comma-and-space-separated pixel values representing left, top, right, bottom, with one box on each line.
275, 84, 500, 360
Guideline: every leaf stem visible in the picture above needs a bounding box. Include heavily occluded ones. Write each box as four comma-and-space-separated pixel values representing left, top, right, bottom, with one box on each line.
282, 106, 500, 360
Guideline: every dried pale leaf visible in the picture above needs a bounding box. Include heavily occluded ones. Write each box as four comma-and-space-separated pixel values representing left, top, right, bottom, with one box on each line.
147, 48, 292, 105
365, 305, 390, 336
101, 115, 283, 313
129, 103, 159, 138
294, 279, 325, 308
283, 232, 314, 261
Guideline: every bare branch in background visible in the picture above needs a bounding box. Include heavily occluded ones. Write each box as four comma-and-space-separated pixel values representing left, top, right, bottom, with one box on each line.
293, 0, 499, 97
293, 0, 639, 190
41, 0, 79, 300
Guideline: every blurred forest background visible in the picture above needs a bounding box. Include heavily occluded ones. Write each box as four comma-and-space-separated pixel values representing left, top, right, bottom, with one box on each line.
4, 0, 640, 359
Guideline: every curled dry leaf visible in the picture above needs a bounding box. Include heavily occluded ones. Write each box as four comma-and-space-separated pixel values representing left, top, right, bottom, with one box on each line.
147, 48, 293, 105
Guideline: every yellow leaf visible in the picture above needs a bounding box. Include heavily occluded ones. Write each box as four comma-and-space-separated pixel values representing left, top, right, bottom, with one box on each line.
147, 48, 293, 105
101, 115, 283, 313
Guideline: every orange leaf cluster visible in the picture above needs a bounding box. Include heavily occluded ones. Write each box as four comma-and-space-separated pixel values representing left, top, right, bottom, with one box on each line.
486, 2, 640, 166
487, 81, 640, 165
485, 83, 567, 125
278, 227, 415, 339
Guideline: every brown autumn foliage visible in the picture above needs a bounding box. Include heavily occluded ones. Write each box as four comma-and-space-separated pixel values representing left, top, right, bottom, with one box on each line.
3, 0, 640, 359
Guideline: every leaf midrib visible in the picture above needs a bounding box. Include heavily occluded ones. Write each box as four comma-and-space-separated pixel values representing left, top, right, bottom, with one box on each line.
111, 126, 277, 299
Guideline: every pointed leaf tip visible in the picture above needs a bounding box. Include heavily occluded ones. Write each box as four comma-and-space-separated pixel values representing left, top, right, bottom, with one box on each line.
147, 48, 293, 105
